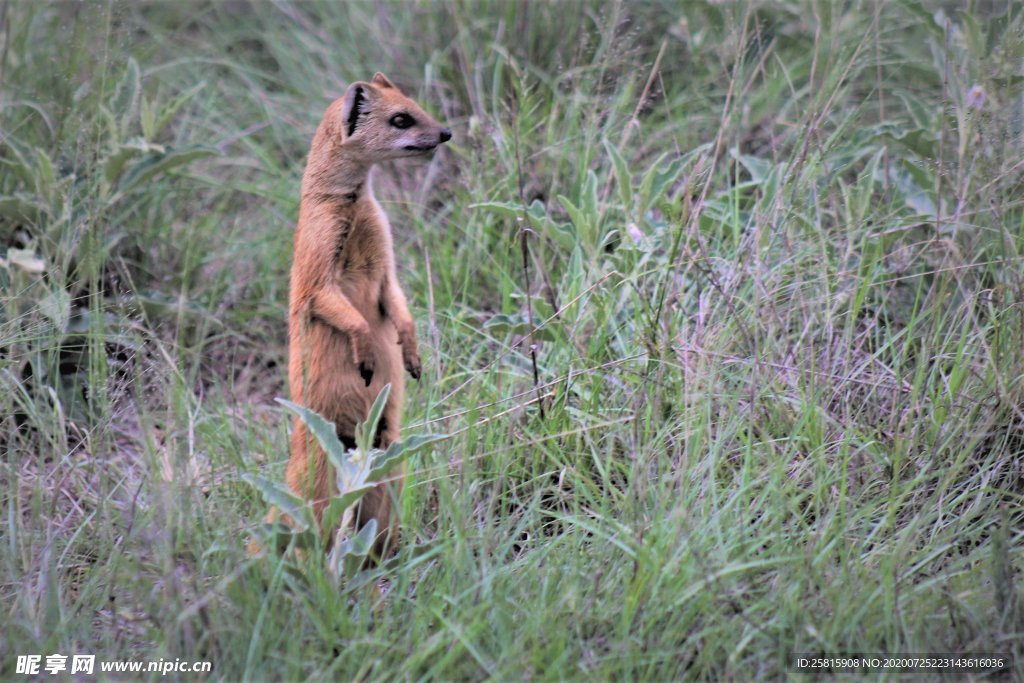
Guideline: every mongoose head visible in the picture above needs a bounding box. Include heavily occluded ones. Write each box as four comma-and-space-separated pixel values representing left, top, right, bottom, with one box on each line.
338, 72, 451, 161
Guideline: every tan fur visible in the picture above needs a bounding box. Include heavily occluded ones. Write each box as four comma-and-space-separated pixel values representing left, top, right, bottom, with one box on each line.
284, 73, 450, 554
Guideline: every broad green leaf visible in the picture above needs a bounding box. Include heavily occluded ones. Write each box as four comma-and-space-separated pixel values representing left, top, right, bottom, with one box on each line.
278, 397, 371, 492
368, 432, 448, 481
991, 74, 1024, 89
855, 147, 886, 221
599, 229, 619, 251
355, 384, 391, 452
564, 245, 586, 300
470, 201, 523, 218
894, 90, 935, 132
38, 289, 70, 331
329, 538, 351, 579
603, 138, 633, 216
276, 397, 349, 476
243, 474, 314, 532
888, 160, 936, 218
105, 138, 166, 185
637, 152, 669, 208
853, 122, 936, 159
329, 519, 378, 578
558, 194, 587, 238
0, 135, 41, 188
472, 199, 550, 235
639, 143, 708, 210
31, 147, 55, 195
482, 312, 518, 328
902, 1, 946, 38
115, 145, 218, 195
640, 155, 685, 211
729, 148, 771, 184
550, 221, 577, 250
321, 484, 376, 539
957, 9, 984, 57
527, 199, 547, 222
345, 538, 445, 592
582, 169, 599, 228
349, 518, 378, 557
112, 57, 142, 138
0, 195, 48, 227
331, 449, 370, 494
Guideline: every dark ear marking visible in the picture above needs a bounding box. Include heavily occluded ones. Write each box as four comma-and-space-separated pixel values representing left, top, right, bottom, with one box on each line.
346, 85, 365, 137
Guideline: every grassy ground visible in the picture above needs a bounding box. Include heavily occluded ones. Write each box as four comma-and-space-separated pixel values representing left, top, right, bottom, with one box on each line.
2, 0, 1024, 679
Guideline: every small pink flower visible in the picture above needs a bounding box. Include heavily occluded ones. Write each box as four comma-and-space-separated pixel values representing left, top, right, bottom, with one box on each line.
966, 84, 986, 110
627, 223, 644, 244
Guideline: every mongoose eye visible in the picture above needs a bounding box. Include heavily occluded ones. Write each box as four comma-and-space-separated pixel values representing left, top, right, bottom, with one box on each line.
389, 113, 415, 129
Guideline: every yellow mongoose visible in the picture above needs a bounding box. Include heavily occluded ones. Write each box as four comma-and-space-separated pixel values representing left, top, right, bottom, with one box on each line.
286, 72, 450, 552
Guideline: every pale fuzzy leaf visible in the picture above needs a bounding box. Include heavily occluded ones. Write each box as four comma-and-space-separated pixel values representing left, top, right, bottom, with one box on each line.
729, 148, 771, 184
558, 195, 587, 238
329, 519, 378, 578
105, 138, 166, 185
603, 138, 633, 216
114, 57, 142, 138
321, 484, 376, 540
355, 384, 391, 452
242, 474, 313, 532
470, 201, 522, 218
349, 518, 378, 557
7, 248, 45, 273
526, 199, 547, 223
38, 289, 70, 331
368, 432, 448, 481
275, 398, 351, 479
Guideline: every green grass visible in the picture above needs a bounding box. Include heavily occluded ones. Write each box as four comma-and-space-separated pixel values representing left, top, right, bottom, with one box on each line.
2, 0, 1024, 679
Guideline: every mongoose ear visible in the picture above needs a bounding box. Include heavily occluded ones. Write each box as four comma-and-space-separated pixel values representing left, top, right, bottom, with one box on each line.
371, 72, 396, 89
342, 82, 369, 138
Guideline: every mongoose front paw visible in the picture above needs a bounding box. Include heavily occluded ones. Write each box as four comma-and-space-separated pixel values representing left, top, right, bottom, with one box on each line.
351, 329, 376, 386
404, 351, 421, 380
398, 329, 421, 380
358, 362, 374, 386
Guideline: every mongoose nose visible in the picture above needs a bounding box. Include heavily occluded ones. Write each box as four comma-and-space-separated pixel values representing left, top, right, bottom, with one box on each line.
439, 128, 452, 143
